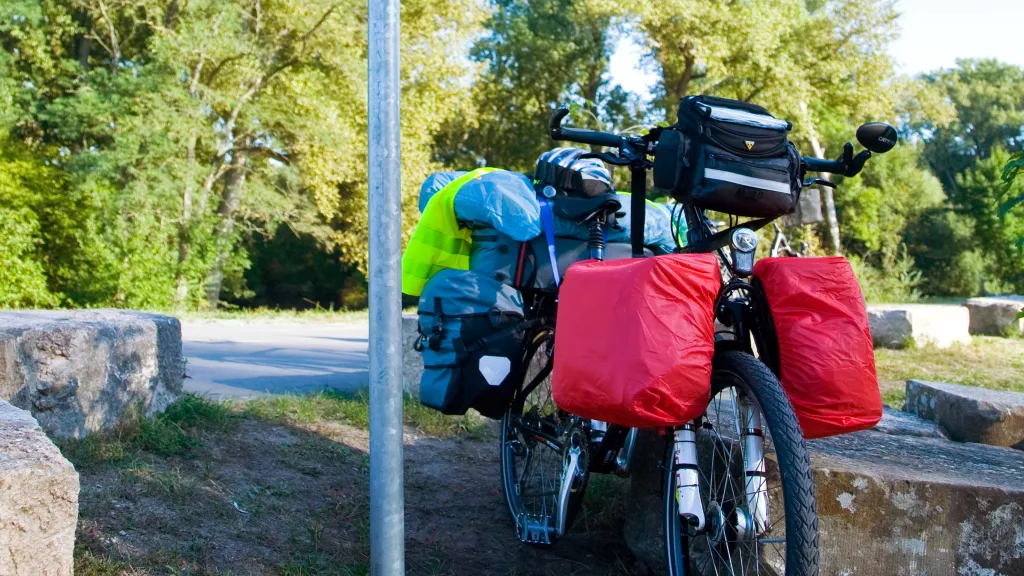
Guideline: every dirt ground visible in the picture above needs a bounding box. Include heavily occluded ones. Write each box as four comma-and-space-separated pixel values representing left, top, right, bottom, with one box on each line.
72, 414, 640, 576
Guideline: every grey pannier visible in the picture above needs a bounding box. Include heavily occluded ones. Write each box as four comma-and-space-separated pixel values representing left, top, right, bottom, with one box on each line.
415, 269, 533, 418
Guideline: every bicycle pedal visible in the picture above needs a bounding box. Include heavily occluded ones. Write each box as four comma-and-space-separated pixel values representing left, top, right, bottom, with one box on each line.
518, 514, 554, 545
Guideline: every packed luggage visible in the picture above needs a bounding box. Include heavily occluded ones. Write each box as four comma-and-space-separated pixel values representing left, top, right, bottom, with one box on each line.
415, 269, 532, 418
753, 257, 883, 438
551, 254, 721, 428
407, 153, 685, 419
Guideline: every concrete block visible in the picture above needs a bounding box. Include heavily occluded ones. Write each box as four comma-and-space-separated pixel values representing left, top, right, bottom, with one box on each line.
0, 310, 185, 438
811, 431, 1024, 575
402, 313, 422, 397
866, 304, 971, 349
0, 400, 79, 575
965, 296, 1024, 337
905, 379, 1024, 449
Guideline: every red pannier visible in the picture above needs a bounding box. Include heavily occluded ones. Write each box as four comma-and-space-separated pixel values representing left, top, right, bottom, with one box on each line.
552, 254, 720, 428
753, 257, 882, 439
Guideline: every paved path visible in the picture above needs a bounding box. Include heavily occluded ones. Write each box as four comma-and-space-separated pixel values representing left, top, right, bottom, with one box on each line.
182, 320, 369, 399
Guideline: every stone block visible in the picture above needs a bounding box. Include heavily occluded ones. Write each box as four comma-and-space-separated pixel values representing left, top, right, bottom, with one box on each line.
904, 379, 1024, 449
402, 313, 422, 397
0, 400, 79, 575
866, 304, 971, 349
965, 296, 1024, 337
0, 310, 185, 438
873, 406, 949, 439
624, 423, 1024, 574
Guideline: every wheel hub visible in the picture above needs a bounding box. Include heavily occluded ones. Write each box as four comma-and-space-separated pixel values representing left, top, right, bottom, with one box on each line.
706, 502, 756, 545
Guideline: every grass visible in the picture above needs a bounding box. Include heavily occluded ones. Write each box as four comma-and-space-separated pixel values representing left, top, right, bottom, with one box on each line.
60, 394, 238, 467
245, 389, 489, 439
874, 336, 1024, 407
174, 306, 371, 324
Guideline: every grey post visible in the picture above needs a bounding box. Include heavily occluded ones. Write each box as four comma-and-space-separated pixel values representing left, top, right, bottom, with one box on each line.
368, 0, 405, 574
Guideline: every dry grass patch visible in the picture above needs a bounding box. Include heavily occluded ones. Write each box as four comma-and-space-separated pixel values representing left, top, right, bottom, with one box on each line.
69, 392, 636, 575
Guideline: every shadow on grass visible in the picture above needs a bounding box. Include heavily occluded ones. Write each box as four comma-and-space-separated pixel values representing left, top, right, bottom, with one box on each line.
64, 392, 637, 576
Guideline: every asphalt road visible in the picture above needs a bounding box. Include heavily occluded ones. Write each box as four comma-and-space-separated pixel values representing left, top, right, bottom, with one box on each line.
181, 320, 369, 399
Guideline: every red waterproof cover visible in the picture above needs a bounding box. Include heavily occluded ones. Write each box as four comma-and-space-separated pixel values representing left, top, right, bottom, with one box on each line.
552, 254, 720, 428
753, 257, 881, 439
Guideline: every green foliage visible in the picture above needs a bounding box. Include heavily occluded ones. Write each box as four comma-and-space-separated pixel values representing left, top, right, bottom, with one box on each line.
0, 0, 481, 309
904, 208, 986, 296
59, 394, 233, 466
439, 0, 629, 172
848, 247, 921, 303
1002, 151, 1024, 216
834, 143, 944, 262
919, 60, 1024, 191
950, 148, 1024, 293
0, 207, 57, 307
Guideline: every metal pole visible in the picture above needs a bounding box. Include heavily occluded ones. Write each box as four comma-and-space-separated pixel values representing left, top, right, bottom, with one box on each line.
368, 0, 404, 574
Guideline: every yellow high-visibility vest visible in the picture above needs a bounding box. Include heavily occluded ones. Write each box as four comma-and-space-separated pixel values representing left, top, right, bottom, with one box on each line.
401, 167, 498, 296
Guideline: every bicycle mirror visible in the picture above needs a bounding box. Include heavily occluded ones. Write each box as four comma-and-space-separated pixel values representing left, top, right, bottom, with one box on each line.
856, 122, 898, 154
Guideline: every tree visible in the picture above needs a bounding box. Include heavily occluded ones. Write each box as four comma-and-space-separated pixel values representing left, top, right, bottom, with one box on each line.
1, 0, 481, 309
635, 0, 900, 254
440, 0, 632, 173
919, 60, 1024, 191
950, 148, 1024, 293
834, 142, 944, 260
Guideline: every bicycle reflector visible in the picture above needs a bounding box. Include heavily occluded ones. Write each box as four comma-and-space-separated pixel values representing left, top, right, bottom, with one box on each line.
731, 228, 758, 275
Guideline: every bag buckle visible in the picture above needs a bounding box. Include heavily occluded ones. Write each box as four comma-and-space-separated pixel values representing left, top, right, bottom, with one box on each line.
427, 322, 445, 351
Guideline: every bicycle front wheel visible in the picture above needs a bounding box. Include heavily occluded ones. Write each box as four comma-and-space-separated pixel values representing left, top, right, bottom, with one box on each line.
665, 350, 819, 576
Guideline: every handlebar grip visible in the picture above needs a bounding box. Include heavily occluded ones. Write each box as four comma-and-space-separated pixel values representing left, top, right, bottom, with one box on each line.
554, 126, 622, 148
803, 156, 844, 175
549, 107, 621, 148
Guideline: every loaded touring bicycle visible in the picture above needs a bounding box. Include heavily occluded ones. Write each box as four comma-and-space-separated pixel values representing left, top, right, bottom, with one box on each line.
413, 95, 896, 576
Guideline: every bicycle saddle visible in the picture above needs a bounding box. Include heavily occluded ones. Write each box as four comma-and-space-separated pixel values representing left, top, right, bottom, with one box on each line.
551, 193, 621, 222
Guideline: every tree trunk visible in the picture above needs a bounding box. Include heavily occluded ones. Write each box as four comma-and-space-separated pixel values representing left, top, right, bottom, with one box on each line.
801, 102, 841, 255
204, 146, 249, 308
174, 135, 198, 307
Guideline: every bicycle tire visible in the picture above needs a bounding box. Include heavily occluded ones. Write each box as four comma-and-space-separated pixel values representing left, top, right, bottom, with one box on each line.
665, 350, 819, 576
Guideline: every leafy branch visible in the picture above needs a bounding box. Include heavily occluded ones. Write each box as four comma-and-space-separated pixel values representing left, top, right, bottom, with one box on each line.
999, 151, 1024, 217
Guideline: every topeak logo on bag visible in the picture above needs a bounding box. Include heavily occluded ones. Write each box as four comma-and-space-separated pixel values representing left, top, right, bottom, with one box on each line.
745, 141, 755, 151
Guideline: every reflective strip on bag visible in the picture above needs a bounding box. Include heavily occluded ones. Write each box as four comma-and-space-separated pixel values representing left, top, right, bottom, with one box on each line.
704, 168, 791, 194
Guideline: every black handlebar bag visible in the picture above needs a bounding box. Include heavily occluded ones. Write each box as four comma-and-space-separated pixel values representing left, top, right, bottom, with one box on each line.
654, 95, 802, 218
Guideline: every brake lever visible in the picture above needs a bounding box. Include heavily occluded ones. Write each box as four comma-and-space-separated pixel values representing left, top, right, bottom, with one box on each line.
579, 151, 631, 166
803, 177, 837, 189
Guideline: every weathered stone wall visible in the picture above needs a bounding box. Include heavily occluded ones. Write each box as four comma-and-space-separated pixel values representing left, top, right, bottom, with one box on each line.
0, 310, 185, 438
0, 400, 79, 575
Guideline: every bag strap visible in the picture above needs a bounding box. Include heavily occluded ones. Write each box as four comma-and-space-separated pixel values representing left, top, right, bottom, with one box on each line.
536, 196, 561, 287
461, 318, 541, 355
682, 216, 774, 254
427, 296, 445, 351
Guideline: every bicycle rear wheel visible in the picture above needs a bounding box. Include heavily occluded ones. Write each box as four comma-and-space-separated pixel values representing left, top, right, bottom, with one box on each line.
500, 330, 588, 545
665, 350, 819, 575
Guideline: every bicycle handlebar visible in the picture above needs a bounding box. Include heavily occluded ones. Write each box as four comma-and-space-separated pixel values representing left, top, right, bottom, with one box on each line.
803, 156, 845, 174
549, 108, 622, 148
803, 142, 872, 178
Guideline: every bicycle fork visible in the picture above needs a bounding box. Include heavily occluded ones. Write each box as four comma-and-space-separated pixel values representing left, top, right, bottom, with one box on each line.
672, 424, 705, 532
673, 405, 770, 536
739, 396, 770, 533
